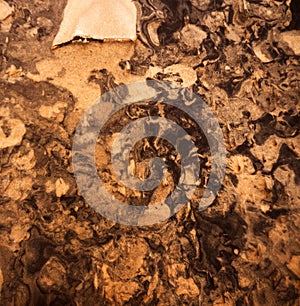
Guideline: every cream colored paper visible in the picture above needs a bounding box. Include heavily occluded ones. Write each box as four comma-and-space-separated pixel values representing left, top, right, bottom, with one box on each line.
53, 0, 137, 46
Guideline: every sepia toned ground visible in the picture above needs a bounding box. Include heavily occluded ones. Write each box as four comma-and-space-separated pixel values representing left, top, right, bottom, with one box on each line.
0, 0, 299, 305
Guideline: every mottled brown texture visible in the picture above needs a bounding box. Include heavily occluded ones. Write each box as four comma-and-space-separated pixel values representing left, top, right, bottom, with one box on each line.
0, 0, 299, 305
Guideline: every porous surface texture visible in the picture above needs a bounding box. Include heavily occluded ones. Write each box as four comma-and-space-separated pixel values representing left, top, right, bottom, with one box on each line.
0, 0, 299, 305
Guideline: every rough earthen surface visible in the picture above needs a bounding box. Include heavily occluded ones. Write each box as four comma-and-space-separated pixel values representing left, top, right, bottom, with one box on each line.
0, 0, 299, 305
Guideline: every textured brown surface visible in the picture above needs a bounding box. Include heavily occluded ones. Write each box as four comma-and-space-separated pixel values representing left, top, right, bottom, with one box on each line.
0, 0, 300, 305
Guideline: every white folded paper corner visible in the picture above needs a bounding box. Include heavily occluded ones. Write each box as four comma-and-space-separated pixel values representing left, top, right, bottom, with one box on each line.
53, 0, 137, 46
